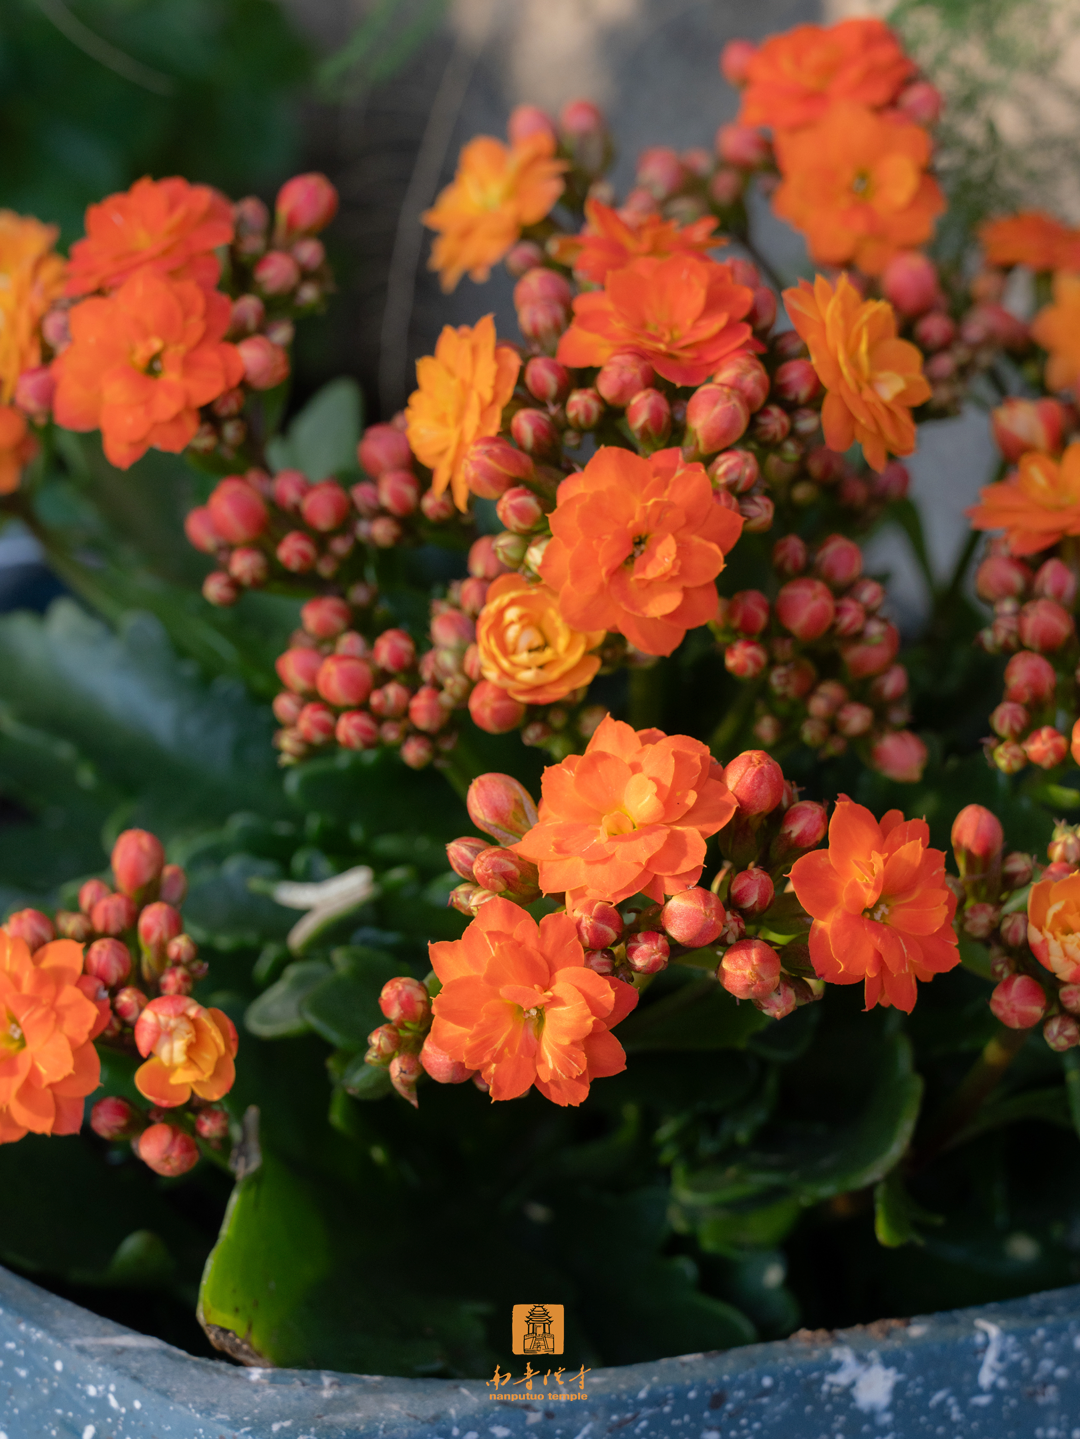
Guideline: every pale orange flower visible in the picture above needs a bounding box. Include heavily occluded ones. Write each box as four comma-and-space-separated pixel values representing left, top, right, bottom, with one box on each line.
968, 444, 1080, 556
1028, 870, 1080, 983
790, 796, 959, 1012
0, 211, 66, 402
1030, 271, 1080, 393
423, 133, 566, 292
0, 406, 38, 495
551, 198, 724, 288
404, 315, 520, 511
133, 995, 237, 1108
739, 18, 914, 131
513, 715, 737, 908
981, 212, 1080, 272
783, 272, 930, 472
0, 934, 101, 1145
772, 102, 944, 275
428, 896, 638, 1105
476, 574, 604, 704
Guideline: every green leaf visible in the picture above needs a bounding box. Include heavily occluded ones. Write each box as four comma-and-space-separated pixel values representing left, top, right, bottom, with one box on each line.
299, 946, 404, 1049
617, 976, 770, 1052
244, 960, 332, 1038
184, 853, 294, 950
339, 1053, 394, 1100
266, 377, 362, 480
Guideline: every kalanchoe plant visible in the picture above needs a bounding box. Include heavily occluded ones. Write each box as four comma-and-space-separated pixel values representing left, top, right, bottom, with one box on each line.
2, 8, 1080, 1382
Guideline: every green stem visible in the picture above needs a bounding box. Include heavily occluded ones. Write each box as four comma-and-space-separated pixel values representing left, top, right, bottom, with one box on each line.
1063, 1050, 1080, 1141
709, 677, 762, 757
910, 1025, 1029, 1171
628, 663, 666, 730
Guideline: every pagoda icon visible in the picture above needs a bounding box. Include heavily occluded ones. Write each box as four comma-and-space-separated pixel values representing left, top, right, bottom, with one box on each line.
523, 1304, 556, 1355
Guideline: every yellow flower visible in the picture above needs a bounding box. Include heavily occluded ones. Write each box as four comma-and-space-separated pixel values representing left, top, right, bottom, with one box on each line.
477, 574, 604, 704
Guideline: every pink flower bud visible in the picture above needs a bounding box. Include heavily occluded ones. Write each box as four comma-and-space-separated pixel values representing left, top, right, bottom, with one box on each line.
315, 655, 373, 708
709, 448, 759, 493
150, 869, 182, 914
237, 334, 289, 390
990, 397, 1065, 462
808, 681, 847, 718
597, 353, 655, 407
192, 1108, 229, 1142
472, 846, 541, 901
370, 628, 414, 673
566, 387, 605, 430
274, 531, 315, 573
896, 79, 943, 126
990, 973, 1047, 1029
832, 596, 865, 637
254, 249, 300, 295
724, 638, 769, 679
636, 145, 685, 199
1024, 725, 1068, 769
14, 365, 55, 420
165, 934, 198, 969
975, 554, 1031, 603
113, 985, 147, 1025
420, 1036, 475, 1084
297, 702, 336, 745
833, 702, 872, 738
336, 709, 380, 749
1044, 1013, 1080, 1051
712, 353, 769, 412
842, 621, 901, 679
726, 590, 769, 635
159, 966, 193, 996
379, 975, 431, 1026
719, 938, 781, 999
1018, 598, 1074, 652
85, 937, 132, 988
227, 547, 267, 589
814, 534, 863, 588
772, 358, 821, 406
1032, 558, 1076, 608
300, 596, 350, 640
431, 608, 475, 649
686, 383, 749, 454
961, 902, 999, 939
275, 172, 338, 239
1004, 650, 1056, 704
406, 686, 447, 735
91, 893, 138, 937
462, 436, 535, 500
299, 480, 349, 532
446, 836, 488, 881
751, 403, 790, 445
723, 749, 785, 816
660, 887, 726, 947
369, 681, 411, 720
775, 577, 835, 639
559, 99, 610, 173
510, 407, 560, 458
357, 425, 410, 478
769, 658, 816, 700
989, 701, 1026, 740
750, 286, 777, 332
292, 237, 325, 273
720, 37, 757, 85
1060, 984, 1080, 1015
378, 469, 420, 517
870, 730, 928, 783
524, 356, 571, 405
996, 912, 1026, 948
754, 978, 798, 1020
574, 900, 624, 950
881, 251, 940, 316
771, 534, 808, 577
627, 387, 672, 448
448, 881, 497, 916
55, 910, 92, 942
468, 681, 526, 734
467, 772, 539, 844
913, 310, 955, 352
3, 908, 53, 950
369, 515, 403, 548
228, 293, 265, 337
728, 868, 774, 915
389, 1052, 422, 1107
91, 1096, 144, 1141
183, 506, 221, 555
508, 103, 558, 146
138, 902, 182, 962
208, 477, 267, 544
715, 123, 770, 169
497, 485, 546, 534
739, 494, 774, 532
992, 740, 1027, 774
775, 800, 828, 854
421, 488, 456, 522
626, 929, 670, 973
137, 1123, 200, 1177
506, 242, 546, 280
514, 266, 571, 310
275, 646, 322, 694
999, 853, 1033, 892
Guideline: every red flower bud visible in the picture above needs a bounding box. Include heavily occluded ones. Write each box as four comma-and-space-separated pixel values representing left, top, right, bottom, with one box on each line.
91, 893, 138, 937
775, 800, 828, 855
658, 886, 724, 948
524, 356, 571, 405
207, 477, 267, 545
596, 352, 655, 407
358, 424, 411, 478
110, 830, 166, 899
977, 554, 1034, 602
1004, 650, 1056, 705
377, 469, 420, 517
990, 973, 1046, 1029
138, 901, 182, 962
369, 681, 411, 720
497, 485, 546, 534
635, 145, 685, 199
194, 1108, 229, 1141
237, 334, 289, 390
751, 403, 790, 446
254, 249, 300, 295
719, 937, 781, 999
990, 397, 1065, 462
389, 1052, 422, 1107
420, 1036, 476, 1084
372, 628, 416, 673
300, 481, 350, 532
835, 702, 874, 737
1033, 557, 1077, 607
720, 37, 756, 84
1018, 598, 1074, 652
91, 1096, 144, 1141
685, 383, 749, 454
573, 900, 623, 951
775, 577, 835, 639
408, 686, 449, 734
712, 353, 769, 412
159, 966, 193, 996
754, 977, 798, 1019
113, 985, 147, 1025
1044, 1013, 1080, 1051
336, 709, 380, 749
723, 638, 768, 679
468, 680, 526, 734
467, 772, 539, 844
297, 701, 336, 745
626, 929, 670, 974
627, 387, 672, 448
514, 266, 572, 310
14, 365, 55, 420
772, 358, 821, 406
832, 596, 865, 637
137, 1123, 200, 1177
708, 448, 759, 493
913, 310, 955, 351
814, 534, 863, 589
881, 251, 939, 317
292, 237, 325, 273
274, 531, 316, 573
275, 172, 338, 239
870, 730, 928, 783
1060, 984, 1080, 1015
559, 98, 610, 173
566, 387, 605, 430
728, 868, 774, 916
165, 934, 198, 968
1024, 725, 1068, 769
770, 534, 807, 578
228, 293, 265, 336
509, 103, 558, 146
379, 975, 431, 1026
446, 836, 488, 881
462, 436, 535, 500
989, 701, 1027, 739
726, 590, 770, 635
315, 654, 373, 708
85, 937, 132, 988
951, 804, 1003, 878
54, 909, 90, 942
723, 749, 784, 816
184, 505, 222, 555
370, 515, 403, 548
808, 681, 847, 718
842, 621, 900, 679
300, 596, 350, 639
715, 123, 770, 169
738, 494, 774, 532
896, 79, 943, 125
3, 908, 53, 950
228, 547, 268, 588
276, 646, 322, 694
153, 868, 184, 912
472, 846, 541, 901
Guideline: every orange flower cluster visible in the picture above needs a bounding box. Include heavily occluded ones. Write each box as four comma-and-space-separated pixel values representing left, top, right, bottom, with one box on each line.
0, 211, 65, 402
404, 315, 521, 511
980, 211, 1080, 272
513, 716, 737, 908
784, 273, 930, 472
1028, 870, 1080, 984
133, 995, 238, 1107
968, 444, 1080, 556
552, 198, 724, 287
540, 446, 742, 656
738, 18, 915, 131
424, 132, 566, 292
428, 897, 638, 1105
476, 574, 604, 705
0, 407, 37, 495
790, 796, 959, 1012
0, 935, 101, 1144
556, 253, 754, 387
1030, 272, 1080, 394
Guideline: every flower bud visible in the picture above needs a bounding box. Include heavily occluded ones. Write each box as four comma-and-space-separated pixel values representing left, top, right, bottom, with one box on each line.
773, 800, 828, 857
275, 531, 317, 573
881, 251, 939, 317
830, 596, 863, 638
870, 729, 927, 783
596, 353, 655, 407
55, 910, 92, 941
1004, 649, 1056, 705
299, 597, 349, 641
990, 397, 1065, 462
91, 893, 138, 937
913, 310, 955, 351
635, 145, 685, 199
315, 654, 372, 708
369, 681, 411, 720
462, 436, 535, 501
91, 1096, 144, 1141
190, 1108, 228, 1143
990, 973, 1047, 1029
420, 1036, 475, 1084
751, 404, 790, 446
297, 702, 336, 745
581, 948, 615, 975
515, 269, 572, 347
237, 335, 289, 390
814, 534, 862, 589
842, 621, 901, 679
446, 836, 488, 882
728, 868, 774, 916
723, 750, 784, 816
997, 854, 1033, 895
4, 908, 54, 949
524, 356, 571, 406
386, 1051, 421, 1107
472, 846, 541, 902
1024, 725, 1068, 769
14, 364, 55, 421
357, 427, 409, 480
379, 975, 431, 1026
292, 237, 325, 273
775, 577, 835, 639
275, 646, 322, 695
720, 37, 757, 84
961, 902, 1000, 940
657, 887, 725, 948
896, 79, 943, 125
496, 485, 546, 534
576, 900, 624, 950
138, 901, 182, 962
831, 702, 871, 740
254, 249, 300, 295
626, 388, 672, 448
300, 480, 349, 532
137, 1122, 200, 1177
708, 449, 759, 494
406, 686, 447, 735
715, 123, 770, 169
625, 930, 670, 974
951, 804, 1004, 880
377, 468, 420, 517
566, 387, 604, 430
1032, 559, 1077, 611
719, 938, 781, 999
711, 352, 769, 412
992, 740, 1027, 774
468, 680, 526, 734
739, 494, 774, 532
510, 407, 560, 459
228, 547, 268, 588
84, 937, 132, 989
207, 477, 267, 545
726, 589, 769, 635
372, 628, 416, 672
1018, 598, 1074, 652
1044, 1013, 1080, 1051
183, 505, 221, 555
336, 709, 380, 749
159, 966, 193, 996
276, 172, 338, 239
1060, 984, 1080, 1015
685, 383, 749, 454
772, 358, 821, 406
996, 912, 1026, 949
466, 772, 539, 844
723, 638, 768, 678
113, 985, 147, 1026
976, 554, 1031, 603
754, 978, 798, 1020
559, 98, 610, 173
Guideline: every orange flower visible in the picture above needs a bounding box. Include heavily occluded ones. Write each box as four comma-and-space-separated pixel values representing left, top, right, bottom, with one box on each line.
968, 444, 1080, 556
1030, 271, 1080, 393
790, 796, 959, 1013
513, 715, 737, 908
65, 176, 234, 297
980, 212, 1080, 272
51, 268, 243, 470
423, 133, 566, 292
404, 315, 520, 511
428, 896, 638, 1105
0, 406, 38, 495
551, 198, 724, 288
772, 103, 944, 275
133, 995, 237, 1107
783, 272, 930, 472
0, 934, 101, 1145
1027, 870, 1080, 983
739, 18, 915, 131
556, 253, 754, 387
0, 212, 66, 402
540, 446, 742, 656
476, 574, 605, 704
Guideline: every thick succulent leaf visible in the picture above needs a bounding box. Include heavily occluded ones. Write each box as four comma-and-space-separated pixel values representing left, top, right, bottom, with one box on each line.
265, 377, 363, 481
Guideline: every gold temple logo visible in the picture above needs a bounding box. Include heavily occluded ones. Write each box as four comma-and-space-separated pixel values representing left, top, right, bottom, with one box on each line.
511, 1303, 564, 1355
